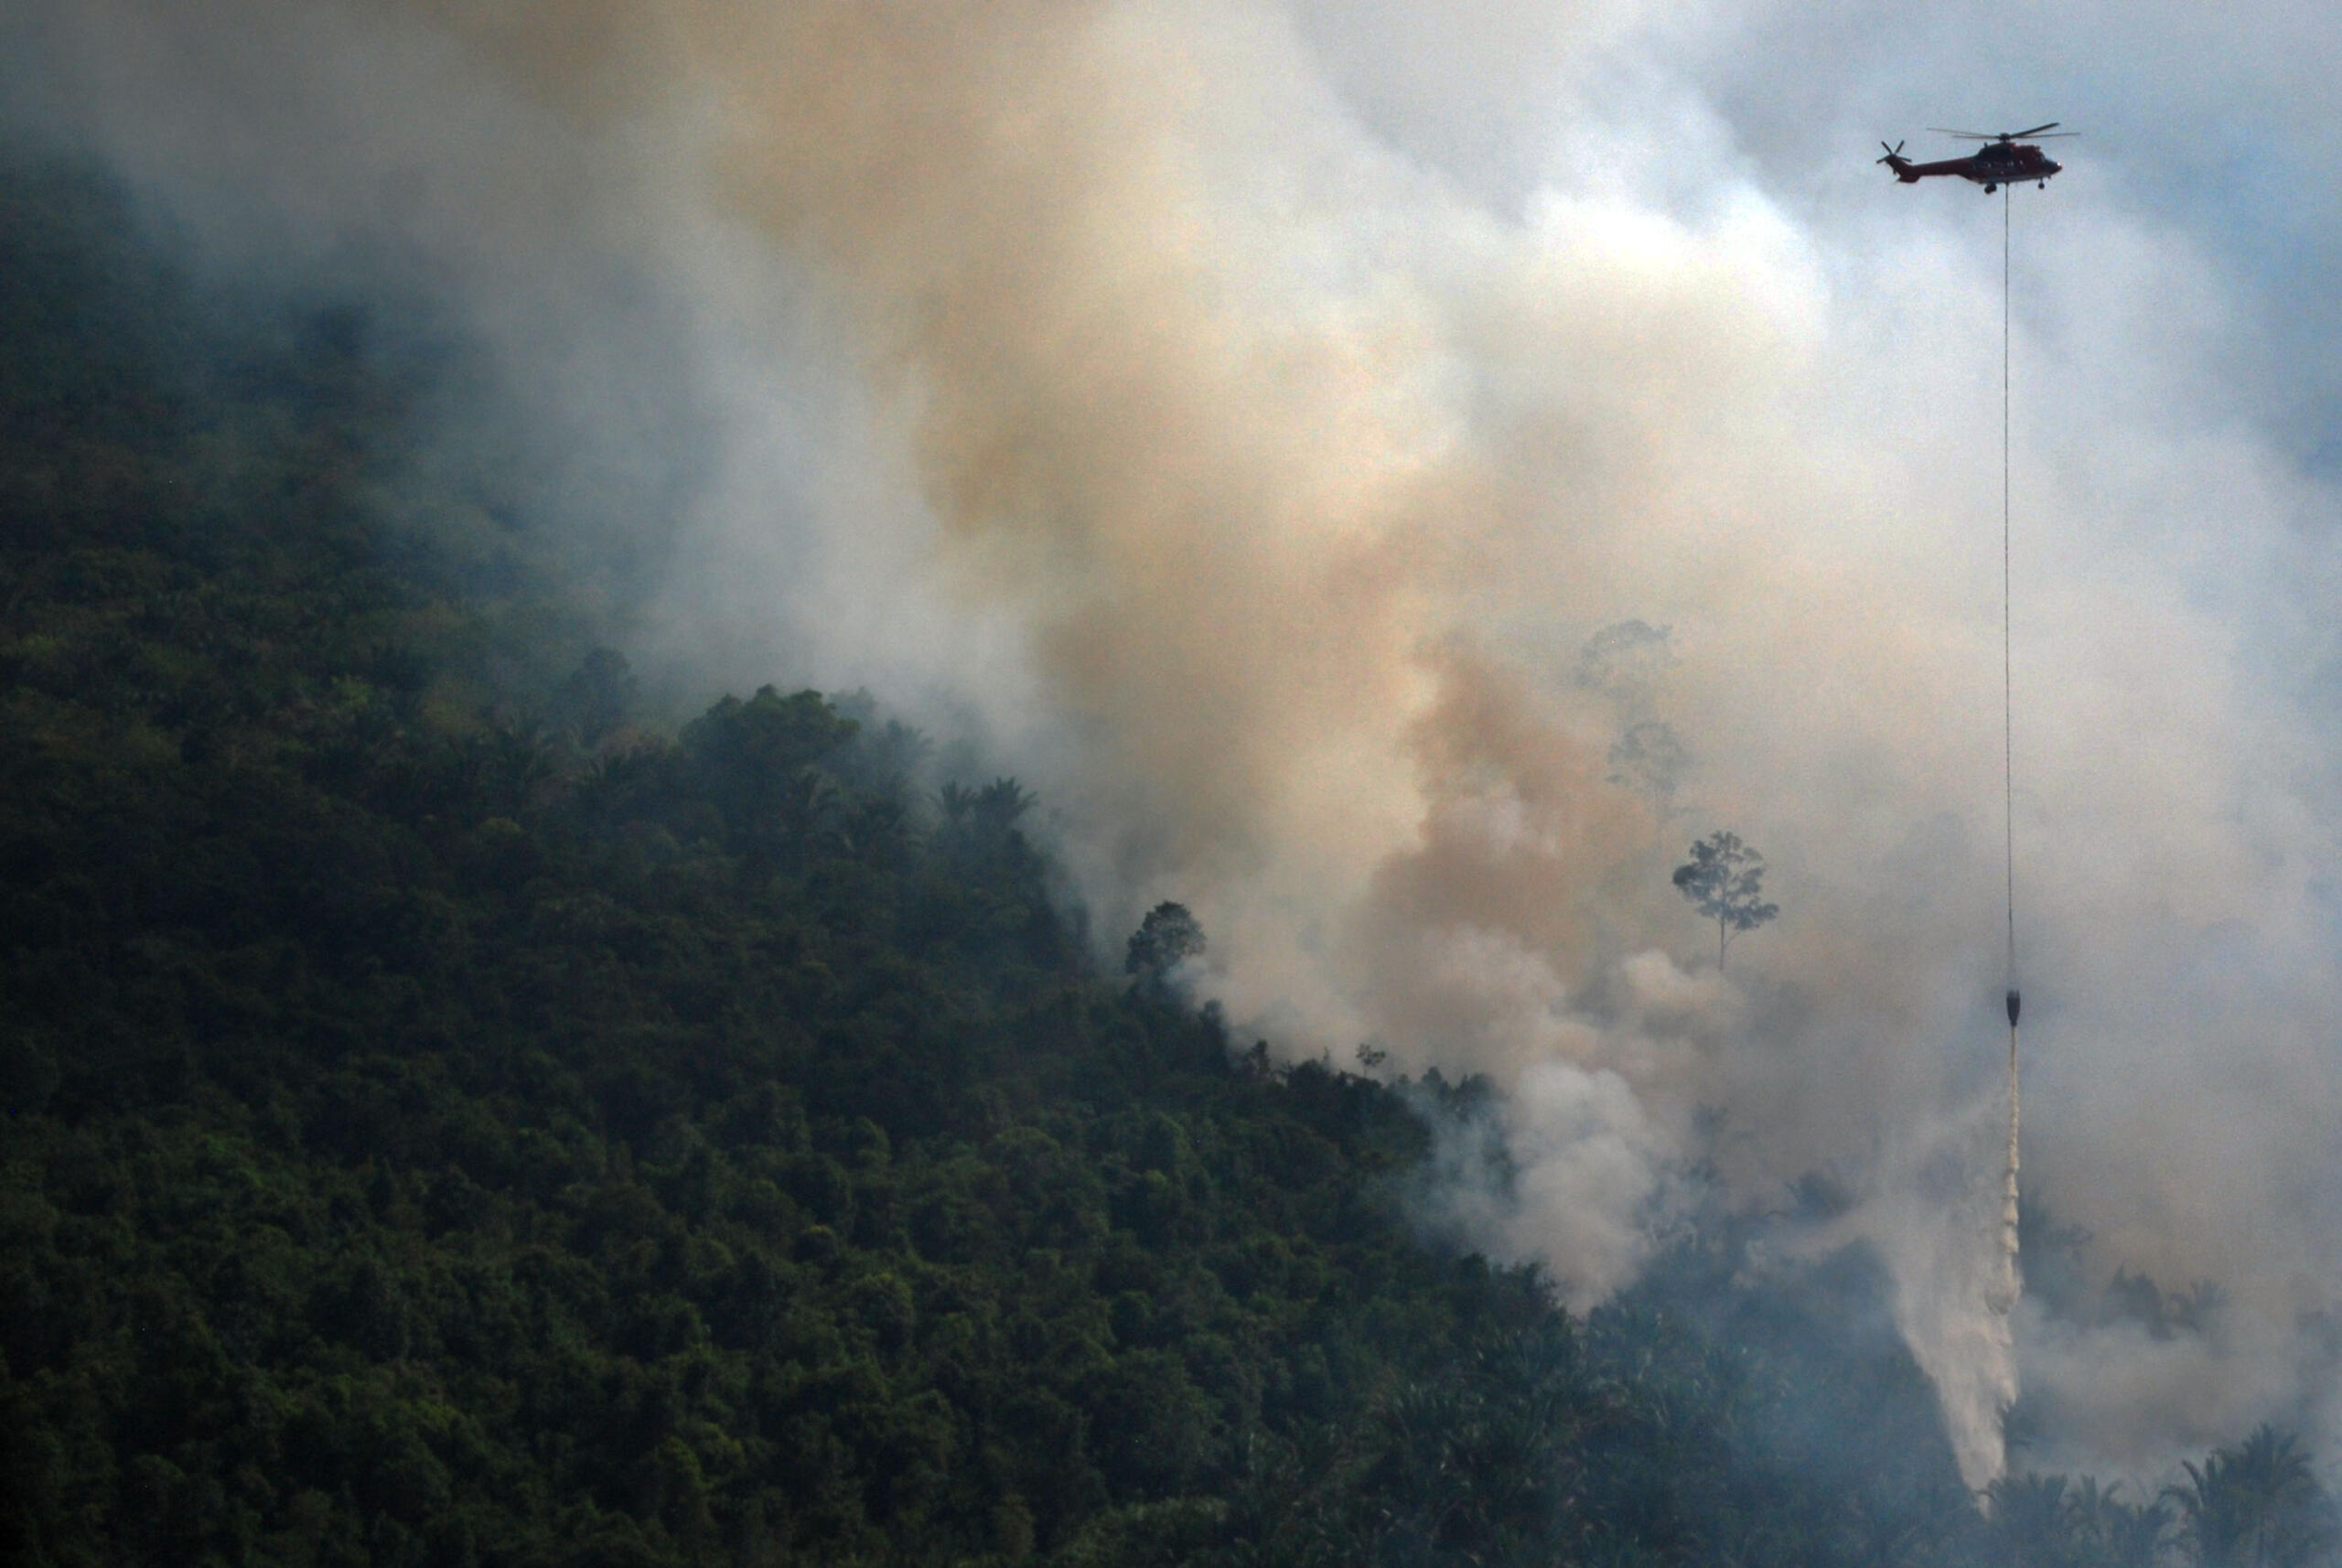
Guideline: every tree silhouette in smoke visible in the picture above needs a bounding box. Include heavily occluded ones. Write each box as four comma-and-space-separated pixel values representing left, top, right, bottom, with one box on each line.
1125, 901, 1206, 983
2165, 1424, 2336, 1568
1580, 622, 1692, 837
1607, 720, 1691, 828
557, 647, 639, 747
1574, 619, 1675, 714
1673, 831, 1778, 969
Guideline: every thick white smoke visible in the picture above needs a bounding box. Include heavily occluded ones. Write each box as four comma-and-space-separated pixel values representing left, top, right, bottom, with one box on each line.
14, 0, 2342, 1492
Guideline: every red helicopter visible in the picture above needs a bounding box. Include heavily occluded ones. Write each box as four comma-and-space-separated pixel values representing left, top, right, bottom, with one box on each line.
1877, 124, 2075, 192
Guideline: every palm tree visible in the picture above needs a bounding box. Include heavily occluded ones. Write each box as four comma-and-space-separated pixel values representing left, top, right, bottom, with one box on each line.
2165, 1425, 2335, 1567
2062, 1477, 2171, 1568
1985, 1471, 2073, 1567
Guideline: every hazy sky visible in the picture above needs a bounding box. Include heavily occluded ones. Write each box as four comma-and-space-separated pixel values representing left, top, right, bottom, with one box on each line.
7, 0, 2339, 1491
1296, 0, 2342, 467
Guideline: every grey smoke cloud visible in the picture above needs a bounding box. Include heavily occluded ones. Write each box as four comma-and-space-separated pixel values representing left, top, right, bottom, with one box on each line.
13, 0, 2342, 1492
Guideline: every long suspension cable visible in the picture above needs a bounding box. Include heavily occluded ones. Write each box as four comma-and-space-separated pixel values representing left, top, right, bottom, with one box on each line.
2003, 186, 2016, 991
2000, 184, 2023, 1305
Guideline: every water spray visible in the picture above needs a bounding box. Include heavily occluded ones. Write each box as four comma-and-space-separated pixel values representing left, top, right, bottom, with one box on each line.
2003, 988, 2020, 1288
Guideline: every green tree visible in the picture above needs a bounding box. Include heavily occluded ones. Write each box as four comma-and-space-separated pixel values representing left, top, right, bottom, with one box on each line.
559, 646, 639, 747
2064, 1477, 2172, 1568
1671, 831, 1779, 969
1985, 1473, 2085, 1568
1124, 901, 1206, 982
2165, 1425, 2334, 1568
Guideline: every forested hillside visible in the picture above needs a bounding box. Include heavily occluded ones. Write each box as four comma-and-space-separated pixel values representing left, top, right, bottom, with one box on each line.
0, 145, 2329, 1568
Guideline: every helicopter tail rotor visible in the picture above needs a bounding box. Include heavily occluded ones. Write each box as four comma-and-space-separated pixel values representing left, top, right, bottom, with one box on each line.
1876, 139, 1907, 165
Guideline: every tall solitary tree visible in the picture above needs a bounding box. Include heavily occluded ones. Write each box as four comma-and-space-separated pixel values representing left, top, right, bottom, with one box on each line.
1672, 831, 1779, 969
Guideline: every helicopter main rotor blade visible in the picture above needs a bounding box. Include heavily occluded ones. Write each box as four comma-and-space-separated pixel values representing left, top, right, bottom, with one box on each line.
1928, 127, 1994, 138
2007, 122, 2059, 138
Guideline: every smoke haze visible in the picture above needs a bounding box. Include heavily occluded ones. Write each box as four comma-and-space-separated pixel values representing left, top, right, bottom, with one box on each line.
12, 0, 2342, 1491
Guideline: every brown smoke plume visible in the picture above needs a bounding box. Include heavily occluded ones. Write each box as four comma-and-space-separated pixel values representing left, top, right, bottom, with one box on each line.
26, 0, 2342, 1493
402, 0, 2040, 1479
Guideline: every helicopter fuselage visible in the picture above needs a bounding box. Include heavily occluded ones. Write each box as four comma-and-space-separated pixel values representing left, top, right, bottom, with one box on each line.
1884, 142, 2062, 191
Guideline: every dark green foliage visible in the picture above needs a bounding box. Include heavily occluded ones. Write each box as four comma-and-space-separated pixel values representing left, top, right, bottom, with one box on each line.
1123, 902, 1205, 983
0, 146, 1492, 1563
0, 144, 2329, 1568
557, 649, 639, 748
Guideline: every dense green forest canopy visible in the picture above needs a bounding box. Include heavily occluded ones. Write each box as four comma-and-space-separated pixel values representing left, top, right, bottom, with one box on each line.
0, 143, 2331, 1568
